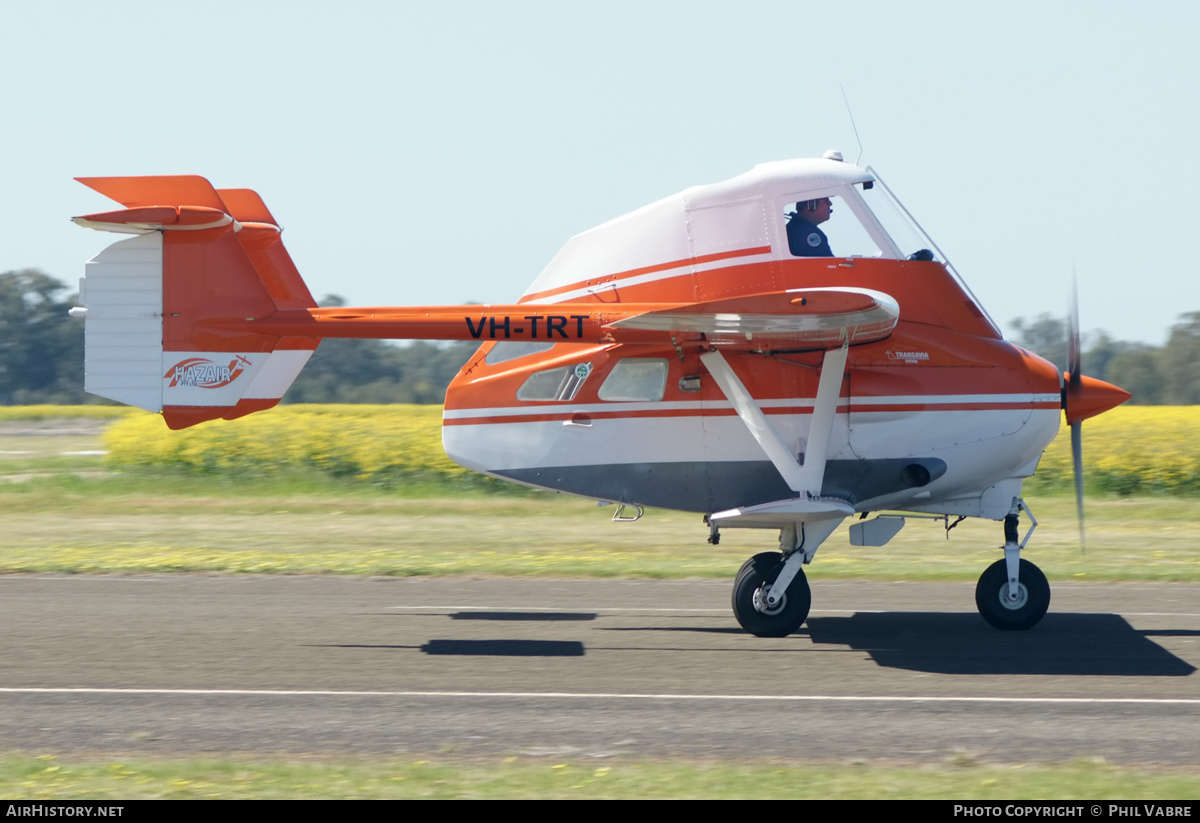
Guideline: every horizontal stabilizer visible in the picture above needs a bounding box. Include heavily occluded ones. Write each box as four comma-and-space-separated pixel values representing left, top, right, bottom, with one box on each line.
72, 205, 234, 234
216, 188, 280, 227
76, 175, 229, 211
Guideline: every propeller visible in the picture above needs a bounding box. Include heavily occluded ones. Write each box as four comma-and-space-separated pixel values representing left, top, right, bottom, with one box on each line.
1066, 276, 1085, 551
1061, 275, 1132, 552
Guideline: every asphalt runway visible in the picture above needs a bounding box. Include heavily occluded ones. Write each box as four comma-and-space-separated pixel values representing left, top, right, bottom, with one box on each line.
1, 575, 1197, 764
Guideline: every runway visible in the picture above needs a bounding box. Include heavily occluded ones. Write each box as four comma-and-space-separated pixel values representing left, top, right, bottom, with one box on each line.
1, 576, 1197, 764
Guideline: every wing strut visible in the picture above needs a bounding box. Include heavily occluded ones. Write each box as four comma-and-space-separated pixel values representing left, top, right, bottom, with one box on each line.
700, 342, 848, 498
702, 343, 852, 597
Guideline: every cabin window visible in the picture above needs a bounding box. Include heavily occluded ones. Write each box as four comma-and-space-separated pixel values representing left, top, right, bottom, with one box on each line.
516, 362, 592, 401
485, 341, 555, 366
784, 194, 882, 259
598, 358, 668, 402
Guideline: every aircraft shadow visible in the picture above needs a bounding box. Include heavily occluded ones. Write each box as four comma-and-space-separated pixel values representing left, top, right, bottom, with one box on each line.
805, 612, 1197, 676
421, 639, 585, 657
314, 640, 586, 657
449, 611, 597, 621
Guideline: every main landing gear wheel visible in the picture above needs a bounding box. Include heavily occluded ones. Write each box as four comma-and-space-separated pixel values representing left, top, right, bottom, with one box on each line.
732, 552, 812, 638
975, 558, 1050, 631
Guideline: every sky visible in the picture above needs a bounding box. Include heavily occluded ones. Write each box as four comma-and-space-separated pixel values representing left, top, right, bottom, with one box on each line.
2, 0, 1197, 345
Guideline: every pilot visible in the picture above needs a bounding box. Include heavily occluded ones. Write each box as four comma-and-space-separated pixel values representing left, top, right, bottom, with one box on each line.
787, 197, 833, 257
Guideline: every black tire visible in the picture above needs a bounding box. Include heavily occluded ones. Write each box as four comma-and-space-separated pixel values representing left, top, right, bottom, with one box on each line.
975, 558, 1051, 630
731, 552, 812, 638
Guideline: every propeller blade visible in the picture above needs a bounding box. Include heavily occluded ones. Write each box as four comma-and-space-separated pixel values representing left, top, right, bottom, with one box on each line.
1067, 270, 1085, 552
1071, 420, 1086, 553
1067, 270, 1082, 395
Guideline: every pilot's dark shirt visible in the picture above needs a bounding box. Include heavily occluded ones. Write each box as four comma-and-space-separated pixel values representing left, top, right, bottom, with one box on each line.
786, 216, 833, 257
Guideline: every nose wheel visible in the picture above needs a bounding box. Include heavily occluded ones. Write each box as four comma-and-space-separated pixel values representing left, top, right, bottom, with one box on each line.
975, 557, 1050, 630
731, 552, 812, 637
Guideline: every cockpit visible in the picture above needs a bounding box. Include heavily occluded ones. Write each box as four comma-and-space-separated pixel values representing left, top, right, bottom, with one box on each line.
773, 152, 943, 264
517, 152, 989, 330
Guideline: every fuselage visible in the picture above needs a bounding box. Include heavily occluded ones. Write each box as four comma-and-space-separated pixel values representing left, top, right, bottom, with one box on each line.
442, 158, 1064, 521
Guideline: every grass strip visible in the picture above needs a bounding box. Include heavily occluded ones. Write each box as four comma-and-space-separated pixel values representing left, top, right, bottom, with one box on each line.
1, 473, 1199, 581
4, 753, 1199, 800
4, 414, 1200, 581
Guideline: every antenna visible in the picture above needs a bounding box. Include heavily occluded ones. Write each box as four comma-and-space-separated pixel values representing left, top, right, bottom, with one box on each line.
839, 81, 864, 165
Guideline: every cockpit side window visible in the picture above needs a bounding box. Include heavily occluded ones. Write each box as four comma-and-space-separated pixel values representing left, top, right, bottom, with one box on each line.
782, 192, 882, 259
598, 358, 668, 402
516, 362, 592, 401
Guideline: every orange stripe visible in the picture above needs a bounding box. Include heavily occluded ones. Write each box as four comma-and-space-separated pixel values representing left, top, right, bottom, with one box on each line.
442, 402, 1060, 426
443, 408, 734, 426
520, 245, 772, 303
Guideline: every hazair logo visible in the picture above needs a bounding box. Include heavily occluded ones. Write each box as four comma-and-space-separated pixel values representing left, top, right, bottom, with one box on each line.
164, 356, 251, 389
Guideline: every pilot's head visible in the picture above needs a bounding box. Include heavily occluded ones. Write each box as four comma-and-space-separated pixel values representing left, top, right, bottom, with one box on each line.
796, 197, 832, 225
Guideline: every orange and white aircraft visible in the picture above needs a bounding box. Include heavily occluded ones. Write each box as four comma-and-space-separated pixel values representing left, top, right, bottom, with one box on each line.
69, 152, 1130, 636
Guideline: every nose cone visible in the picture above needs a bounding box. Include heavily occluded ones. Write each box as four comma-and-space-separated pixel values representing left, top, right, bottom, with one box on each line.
1064, 373, 1132, 424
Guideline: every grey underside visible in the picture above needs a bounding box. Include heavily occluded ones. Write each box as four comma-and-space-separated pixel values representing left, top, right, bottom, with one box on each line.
496, 458, 947, 513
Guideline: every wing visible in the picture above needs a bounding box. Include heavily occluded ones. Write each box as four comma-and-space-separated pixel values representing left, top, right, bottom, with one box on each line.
604, 287, 899, 349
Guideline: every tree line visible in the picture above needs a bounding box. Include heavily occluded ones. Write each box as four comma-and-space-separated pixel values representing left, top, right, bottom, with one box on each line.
0, 270, 475, 406
1009, 314, 1190, 405
0, 269, 1187, 405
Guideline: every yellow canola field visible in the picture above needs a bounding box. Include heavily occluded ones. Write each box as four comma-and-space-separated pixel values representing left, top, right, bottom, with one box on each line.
104, 404, 471, 481
103, 404, 1200, 495
1031, 406, 1200, 495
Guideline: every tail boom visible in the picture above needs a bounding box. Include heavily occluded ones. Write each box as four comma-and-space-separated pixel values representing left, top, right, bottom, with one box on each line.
73, 176, 900, 429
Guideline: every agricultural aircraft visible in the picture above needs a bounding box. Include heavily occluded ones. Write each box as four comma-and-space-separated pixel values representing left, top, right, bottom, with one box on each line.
68, 151, 1130, 636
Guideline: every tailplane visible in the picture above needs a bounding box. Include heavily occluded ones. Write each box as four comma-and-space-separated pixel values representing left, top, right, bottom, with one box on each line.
72, 176, 317, 429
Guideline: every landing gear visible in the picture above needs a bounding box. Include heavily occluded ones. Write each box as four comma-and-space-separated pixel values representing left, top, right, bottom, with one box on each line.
731, 552, 811, 637
975, 558, 1050, 630
973, 499, 1050, 630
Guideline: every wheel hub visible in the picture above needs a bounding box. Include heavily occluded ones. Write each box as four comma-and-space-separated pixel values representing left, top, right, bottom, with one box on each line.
752, 585, 787, 615
998, 582, 1029, 611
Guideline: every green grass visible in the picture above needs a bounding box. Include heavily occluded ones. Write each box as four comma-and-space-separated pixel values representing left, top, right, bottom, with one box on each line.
4, 753, 1199, 800
2, 415, 1199, 581
0, 435, 110, 474
1, 470, 1198, 581
0, 406, 135, 421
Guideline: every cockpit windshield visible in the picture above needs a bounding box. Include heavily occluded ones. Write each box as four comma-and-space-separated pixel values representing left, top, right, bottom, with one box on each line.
863, 169, 999, 333
781, 181, 942, 264
776, 166, 997, 333
859, 172, 945, 263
